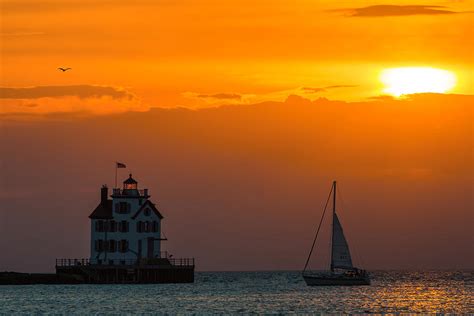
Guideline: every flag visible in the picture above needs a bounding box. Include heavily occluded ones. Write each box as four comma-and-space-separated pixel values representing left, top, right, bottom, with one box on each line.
116, 162, 126, 168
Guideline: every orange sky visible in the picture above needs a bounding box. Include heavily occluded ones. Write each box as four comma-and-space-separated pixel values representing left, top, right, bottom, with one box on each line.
1, 0, 473, 114
0, 1, 473, 271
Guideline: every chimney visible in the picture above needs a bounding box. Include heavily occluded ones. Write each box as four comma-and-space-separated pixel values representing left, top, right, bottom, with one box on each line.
101, 185, 108, 205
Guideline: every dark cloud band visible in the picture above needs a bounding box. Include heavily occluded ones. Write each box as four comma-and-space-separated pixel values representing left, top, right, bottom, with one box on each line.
196, 93, 242, 100
0, 85, 134, 100
335, 5, 461, 17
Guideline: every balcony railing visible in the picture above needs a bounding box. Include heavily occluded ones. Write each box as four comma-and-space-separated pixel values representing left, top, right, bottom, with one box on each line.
168, 258, 195, 266
112, 188, 148, 197
56, 258, 90, 266
56, 256, 194, 268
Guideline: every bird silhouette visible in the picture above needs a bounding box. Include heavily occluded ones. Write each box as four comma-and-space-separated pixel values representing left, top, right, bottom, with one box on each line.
58, 67, 71, 72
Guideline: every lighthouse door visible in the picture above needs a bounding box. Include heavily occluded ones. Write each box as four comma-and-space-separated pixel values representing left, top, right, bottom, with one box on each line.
147, 237, 154, 259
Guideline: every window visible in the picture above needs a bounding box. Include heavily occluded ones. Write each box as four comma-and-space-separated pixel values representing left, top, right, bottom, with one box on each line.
109, 220, 117, 232
136, 221, 155, 233
152, 221, 159, 233
124, 183, 137, 190
120, 202, 129, 213
108, 240, 116, 253
119, 240, 129, 253
144, 208, 151, 216
116, 202, 130, 214
95, 220, 104, 232
95, 239, 105, 252
119, 221, 129, 232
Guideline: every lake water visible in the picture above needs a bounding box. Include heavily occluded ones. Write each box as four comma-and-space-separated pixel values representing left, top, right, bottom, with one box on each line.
0, 270, 472, 314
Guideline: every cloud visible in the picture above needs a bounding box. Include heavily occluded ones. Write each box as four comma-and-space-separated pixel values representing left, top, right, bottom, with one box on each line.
196, 93, 242, 100
0, 85, 135, 100
22, 103, 40, 107
368, 95, 396, 101
182, 92, 248, 107
301, 87, 326, 93
335, 5, 463, 17
183, 85, 356, 108
325, 84, 358, 89
0, 85, 147, 117
302, 85, 357, 93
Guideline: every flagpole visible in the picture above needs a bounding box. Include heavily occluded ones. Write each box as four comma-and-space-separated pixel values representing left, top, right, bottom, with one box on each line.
115, 162, 126, 189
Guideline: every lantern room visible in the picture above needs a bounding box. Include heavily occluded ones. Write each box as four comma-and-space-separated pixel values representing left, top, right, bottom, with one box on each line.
123, 174, 138, 190
112, 174, 148, 198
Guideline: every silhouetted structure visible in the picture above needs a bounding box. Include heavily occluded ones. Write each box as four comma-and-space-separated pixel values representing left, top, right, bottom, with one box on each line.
55, 175, 194, 284
302, 181, 370, 286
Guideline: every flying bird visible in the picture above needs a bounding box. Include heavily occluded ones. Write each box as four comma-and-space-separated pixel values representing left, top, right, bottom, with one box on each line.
58, 67, 71, 72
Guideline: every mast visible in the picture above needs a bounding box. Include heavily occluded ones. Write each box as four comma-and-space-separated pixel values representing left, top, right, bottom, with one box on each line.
330, 180, 336, 272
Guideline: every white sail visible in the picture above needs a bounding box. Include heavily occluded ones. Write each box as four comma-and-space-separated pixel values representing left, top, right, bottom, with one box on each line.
331, 213, 353, 269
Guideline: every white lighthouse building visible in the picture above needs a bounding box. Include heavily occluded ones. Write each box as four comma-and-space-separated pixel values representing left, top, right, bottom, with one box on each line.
89, 174, 165, 265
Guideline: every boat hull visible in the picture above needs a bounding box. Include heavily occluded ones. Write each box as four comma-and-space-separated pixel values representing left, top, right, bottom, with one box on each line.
303, 274, 370, 286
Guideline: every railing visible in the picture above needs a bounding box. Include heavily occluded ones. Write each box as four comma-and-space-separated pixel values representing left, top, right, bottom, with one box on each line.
112, 189, 148, 197
110, 259, 138, 265
168, 258, 195, 266
56, 257, 194, 267
138, 257, 195, 267
56, 258, 90, 267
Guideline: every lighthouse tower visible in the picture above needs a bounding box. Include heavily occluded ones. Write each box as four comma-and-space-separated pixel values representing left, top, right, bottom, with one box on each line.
89, 174, 164, 265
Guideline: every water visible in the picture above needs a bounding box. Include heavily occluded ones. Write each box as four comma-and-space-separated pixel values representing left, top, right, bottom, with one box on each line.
1, 271, 472, 314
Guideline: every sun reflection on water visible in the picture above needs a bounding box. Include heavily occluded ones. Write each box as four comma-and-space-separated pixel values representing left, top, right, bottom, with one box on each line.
0, 271, 471, 313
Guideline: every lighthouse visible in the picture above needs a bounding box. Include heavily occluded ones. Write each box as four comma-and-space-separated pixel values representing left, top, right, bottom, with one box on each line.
52, 172, 194, 284
89, 174, 165, 265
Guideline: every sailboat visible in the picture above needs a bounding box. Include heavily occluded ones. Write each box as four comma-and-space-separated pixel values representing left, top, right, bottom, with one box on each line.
302, 181, 370, 286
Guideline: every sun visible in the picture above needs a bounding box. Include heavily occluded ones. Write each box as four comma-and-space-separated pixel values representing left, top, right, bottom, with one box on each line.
380, 67, 456, 97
